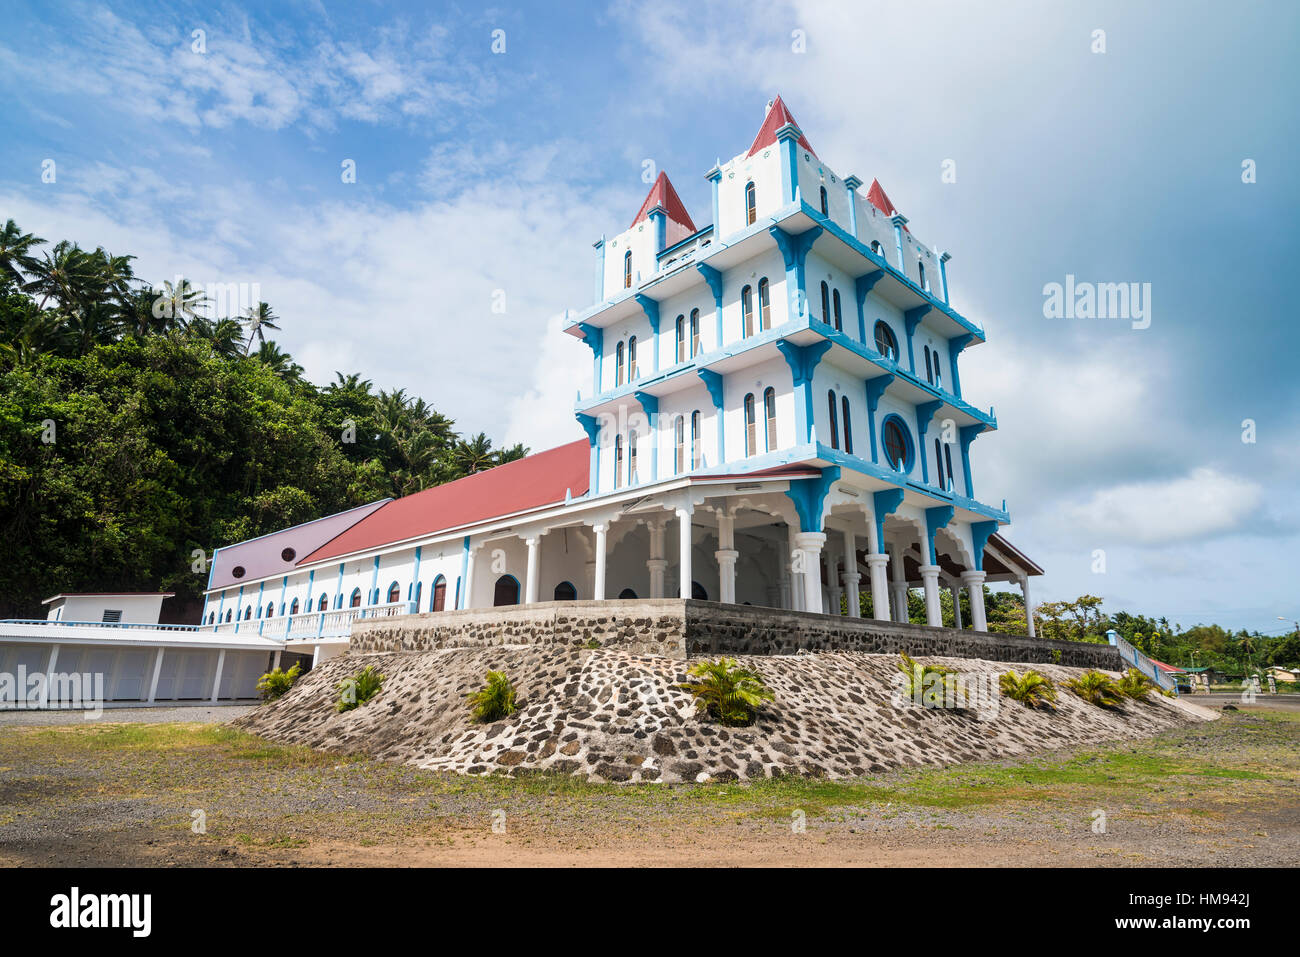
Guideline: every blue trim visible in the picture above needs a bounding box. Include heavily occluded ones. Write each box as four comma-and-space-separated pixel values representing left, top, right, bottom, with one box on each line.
872, 488, 906, 553
893, 216, 907, 272
695, 262, 723, 349
410, 545, 422, 601
865, 374, 894, 464
844, 175, 861, 237
854, 270, 886, 345
959, 424, 984, 499
577, 321, 604, 394
776, 339, 832, 444
458, 536, 470, 610
948, 333, 974, 400
696, 369, 725, 467
925, 506, 956, 565
776, 122, 802, 203
970, 521, 999, 571
593, 237, 605, 304
770, 224, 821, 314
368, 555, 381, 605
706, 167, 721, 234
786, 466, 841, 533
635, 391, 659, 481
335, 563, 344, 608
915, 399, 943, 485
634, 293, 660, 374
903, 305, 931, 375
430, 573, 447, 611
576, 412, 599, 495
648, 207, 666, 252
880, 412, 915, 473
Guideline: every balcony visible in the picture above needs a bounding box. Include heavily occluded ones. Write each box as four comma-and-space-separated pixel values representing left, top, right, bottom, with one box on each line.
205, 601, 416, 641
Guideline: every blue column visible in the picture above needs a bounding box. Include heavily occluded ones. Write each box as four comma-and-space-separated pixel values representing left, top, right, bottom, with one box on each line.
855, 270, 886, 346
706, 166, 721, 235
915, 400, 943, 486
697, 369, 725, 467
593, 237, 605, 303
334, 563, 344, 608
634, 294, 660, 374
410, 545, 422, 604
634, 392, 659, 482
872, 489, 905, 555
970, 521, 998, 570
696, 264, 723, 349
458, 536, 471, 610
369, 555, 380, 605
770, 225, 821, 322
948, 333, 973, 399
278, 575, 287, 615
305, 569, 315, 612
939, 251, 951, 304
234, 585, 244, 632
904, 305, 930, 376
959, 425, 983, 498
865, 374, 895, 463
776, 123, 802, 204
892, 214, 908, 272
577, 412, 599, 495
924, 506, 955, 564
844, 175, 861, 238
578, 322, 603, 396
777, 339, 832, 445
648, 207, 666, 254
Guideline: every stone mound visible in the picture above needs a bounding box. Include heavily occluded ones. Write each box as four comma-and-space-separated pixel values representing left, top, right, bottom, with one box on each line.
232, 648, 1215, 783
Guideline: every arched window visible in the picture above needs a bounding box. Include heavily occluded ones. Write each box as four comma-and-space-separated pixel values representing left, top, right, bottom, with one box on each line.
924, 345, 933, 384
918, 261, 927, 291
832, 288, 842, 332
318, 593, 328, 612
691, 581, 708, 600
289, 598, 299, 616
820, 282, 830, 325
264, 603, 274, 619
689, 308, 701, 355
882, 416, 912, 472
933, 354, 942, 391
623, 250, 632, 288
387, 581, 401, 603
744, 393, 757, 456
618, 588, 638, 599
414, 581, 422, 607
225, 609, 233, 623
741, 285, 753, 337
874, 320, 898, 360
871, 240, 883, 258
744, 181, 756, 225
208, 612, 215, 624
763, 387, 777, 451
628, 428, 638, 484
244, 606, 252, 620
431, 575, 447, 611
827, 390, 840, 451
690, 410, 701, 468
675, 315, 686, 362
627, 336, 637, 379
757, 278, 770, 330
842, 395, 854, 455
944, 444, 956, 492
674, 416, 685, 474
493, 575, 520, 607
934, 438, 946, 490
615, 341, 625, 386
349, 588, 362, 608
819, 185, 829, 216
614, 435, 624, 489
554, 581, 577, 601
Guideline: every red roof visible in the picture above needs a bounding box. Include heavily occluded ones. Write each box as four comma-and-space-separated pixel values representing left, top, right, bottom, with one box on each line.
865, 178, 909, 232
746, 95, 816, 159
299, 439, 591, 564
630, 171, 696, 233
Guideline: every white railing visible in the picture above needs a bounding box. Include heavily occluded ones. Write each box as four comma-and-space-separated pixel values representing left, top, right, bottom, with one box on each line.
0, 619, 204, 632
1107, 629, 1177, 692
206, 601, 416, 641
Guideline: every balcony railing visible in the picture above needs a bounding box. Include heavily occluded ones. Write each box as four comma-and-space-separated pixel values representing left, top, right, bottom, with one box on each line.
205, 601, 416, 641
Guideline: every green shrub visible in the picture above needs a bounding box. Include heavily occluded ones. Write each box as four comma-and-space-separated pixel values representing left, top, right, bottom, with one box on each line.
335, 665, 385, 712
678, 657, 774, 727
1065, 670, 1124, 708
256, 662, 302, 702
896, 652, 966, 708
466, 670, 518, 723
999, 669, 1057, 710
1117, 667, 1157, 700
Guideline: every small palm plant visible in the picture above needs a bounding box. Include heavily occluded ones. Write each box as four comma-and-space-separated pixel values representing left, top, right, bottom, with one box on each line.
335, 665, 385, 712
256, 662, 302, 702
999, 669, 1057, 710
1117, 667, 1157, 700
1065, 670, 1124, 709
466, 670, 518, 723
678, 657, 774, 727
896, 652, 966, 708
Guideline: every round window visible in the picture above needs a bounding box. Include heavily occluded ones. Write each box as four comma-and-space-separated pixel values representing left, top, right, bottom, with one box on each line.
874, 321, 898, 361
281, 547, 296, 562
882, 418, 911, 472
231, 565, 245, 578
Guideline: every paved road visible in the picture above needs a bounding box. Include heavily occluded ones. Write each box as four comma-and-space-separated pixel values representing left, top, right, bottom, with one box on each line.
0, 705, 257, 726
1189, 693, 1300, 713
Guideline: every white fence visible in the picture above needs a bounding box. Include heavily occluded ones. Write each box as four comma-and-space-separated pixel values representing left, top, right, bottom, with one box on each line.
206, 601, 416, 641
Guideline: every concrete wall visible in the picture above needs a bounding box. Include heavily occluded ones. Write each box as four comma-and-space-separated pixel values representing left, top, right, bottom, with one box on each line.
348, 598, 1121, 670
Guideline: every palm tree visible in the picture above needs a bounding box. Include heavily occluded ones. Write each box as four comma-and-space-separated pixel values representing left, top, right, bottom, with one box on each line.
150, 278, 208, 332
0, 219, 45, 285
254, 340, 304, 381
1236, 631, 1258, 670
187, 317, 246, 359
89, 247, 137, 305
23, 240, 100, 311
330, 371, 373, 395
242, 301, 280, 354
454, 432, 496, 474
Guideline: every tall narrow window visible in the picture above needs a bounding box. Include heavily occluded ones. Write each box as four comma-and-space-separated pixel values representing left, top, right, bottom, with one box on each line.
918, 261, 927, 291
944, 443, 955, 491
691, 410, 701, 468
832, 288, 842, 332
933, 354, 942, 391
871, 240, 883, 257
432, 576, 447, 611
842, 395, 853, 455
741, 285, 754, 337
819, 185, 829, 215
624, 250, 632, 288
827, 390, 840, 451
628, 429, 638, 484
924, 345, 933, 384
689, 308, 701, 356
935, 438, 945, 490
744, 393, 757, 456
764, 387, 777, 450
614, 435, 624, 489
627, 336, 637, 380
387, 582, 401, 604
318, 594, 328, 612
616, 341, 625, 386
675, 315, 686, 363
674, 415, 685, 473
757, 278, 770, 330
745, 181, 756, 225
820, 282, 830, 325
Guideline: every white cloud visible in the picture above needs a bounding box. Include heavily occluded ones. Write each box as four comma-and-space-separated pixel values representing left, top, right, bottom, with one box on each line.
1059, 467, 1264, 545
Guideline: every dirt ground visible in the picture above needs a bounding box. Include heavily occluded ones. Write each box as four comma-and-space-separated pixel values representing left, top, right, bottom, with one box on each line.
0, 706, 1296, 867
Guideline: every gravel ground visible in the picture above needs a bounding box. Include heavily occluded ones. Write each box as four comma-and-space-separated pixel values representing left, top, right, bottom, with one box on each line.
0, 705, 256, 727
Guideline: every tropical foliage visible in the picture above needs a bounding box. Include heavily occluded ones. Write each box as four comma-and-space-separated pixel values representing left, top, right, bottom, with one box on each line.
335, 665, 385, 712
466, 670, 518, 723
998, 669, 1058, 710
1064, 670, 1125, 709
678, 657, 775, 727
256, 662, 303, 702
895, 652, 966, 709
0, 219, 527, 618
1117, 667, 1157, 701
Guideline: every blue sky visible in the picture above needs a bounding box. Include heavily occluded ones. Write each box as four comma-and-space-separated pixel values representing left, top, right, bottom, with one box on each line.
1, 0, 1297, 634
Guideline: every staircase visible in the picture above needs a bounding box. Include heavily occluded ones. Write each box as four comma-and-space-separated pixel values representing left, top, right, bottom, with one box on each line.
1106, 629, 1177, 692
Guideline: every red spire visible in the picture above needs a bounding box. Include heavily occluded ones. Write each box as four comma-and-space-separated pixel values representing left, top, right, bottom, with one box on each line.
630, 171, 696, 232
746, 95, 816, 159
865, 178, 909, 231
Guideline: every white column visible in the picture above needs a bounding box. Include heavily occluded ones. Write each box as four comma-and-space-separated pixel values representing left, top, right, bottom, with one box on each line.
794, 532, 826, 614
40, 645, 59, 708
1019, 574, 1035, 637
865, 553, 891, 621
715, 509, 737, 604
677, 506, 693, 599
824, 536, 843, 615
888, 544, 909, 623
592, 523, 608, 600
951, 585, 963, 629
786, 525, 803, 612
211, 648, 226, 703
647, 520, 666, 598
919, 565, 942, 626
841, 527, 860, 617
272, 649, 282, 670
963, 570, 988, 632
463, 544, 479, 609
524, 535, 541, 604
147, 647, 165, 703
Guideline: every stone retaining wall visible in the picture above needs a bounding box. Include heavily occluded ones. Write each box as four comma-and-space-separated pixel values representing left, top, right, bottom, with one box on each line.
348, 599, 1120, 670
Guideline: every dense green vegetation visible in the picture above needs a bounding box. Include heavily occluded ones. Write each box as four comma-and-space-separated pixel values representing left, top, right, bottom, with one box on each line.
0, 219, 524, 618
